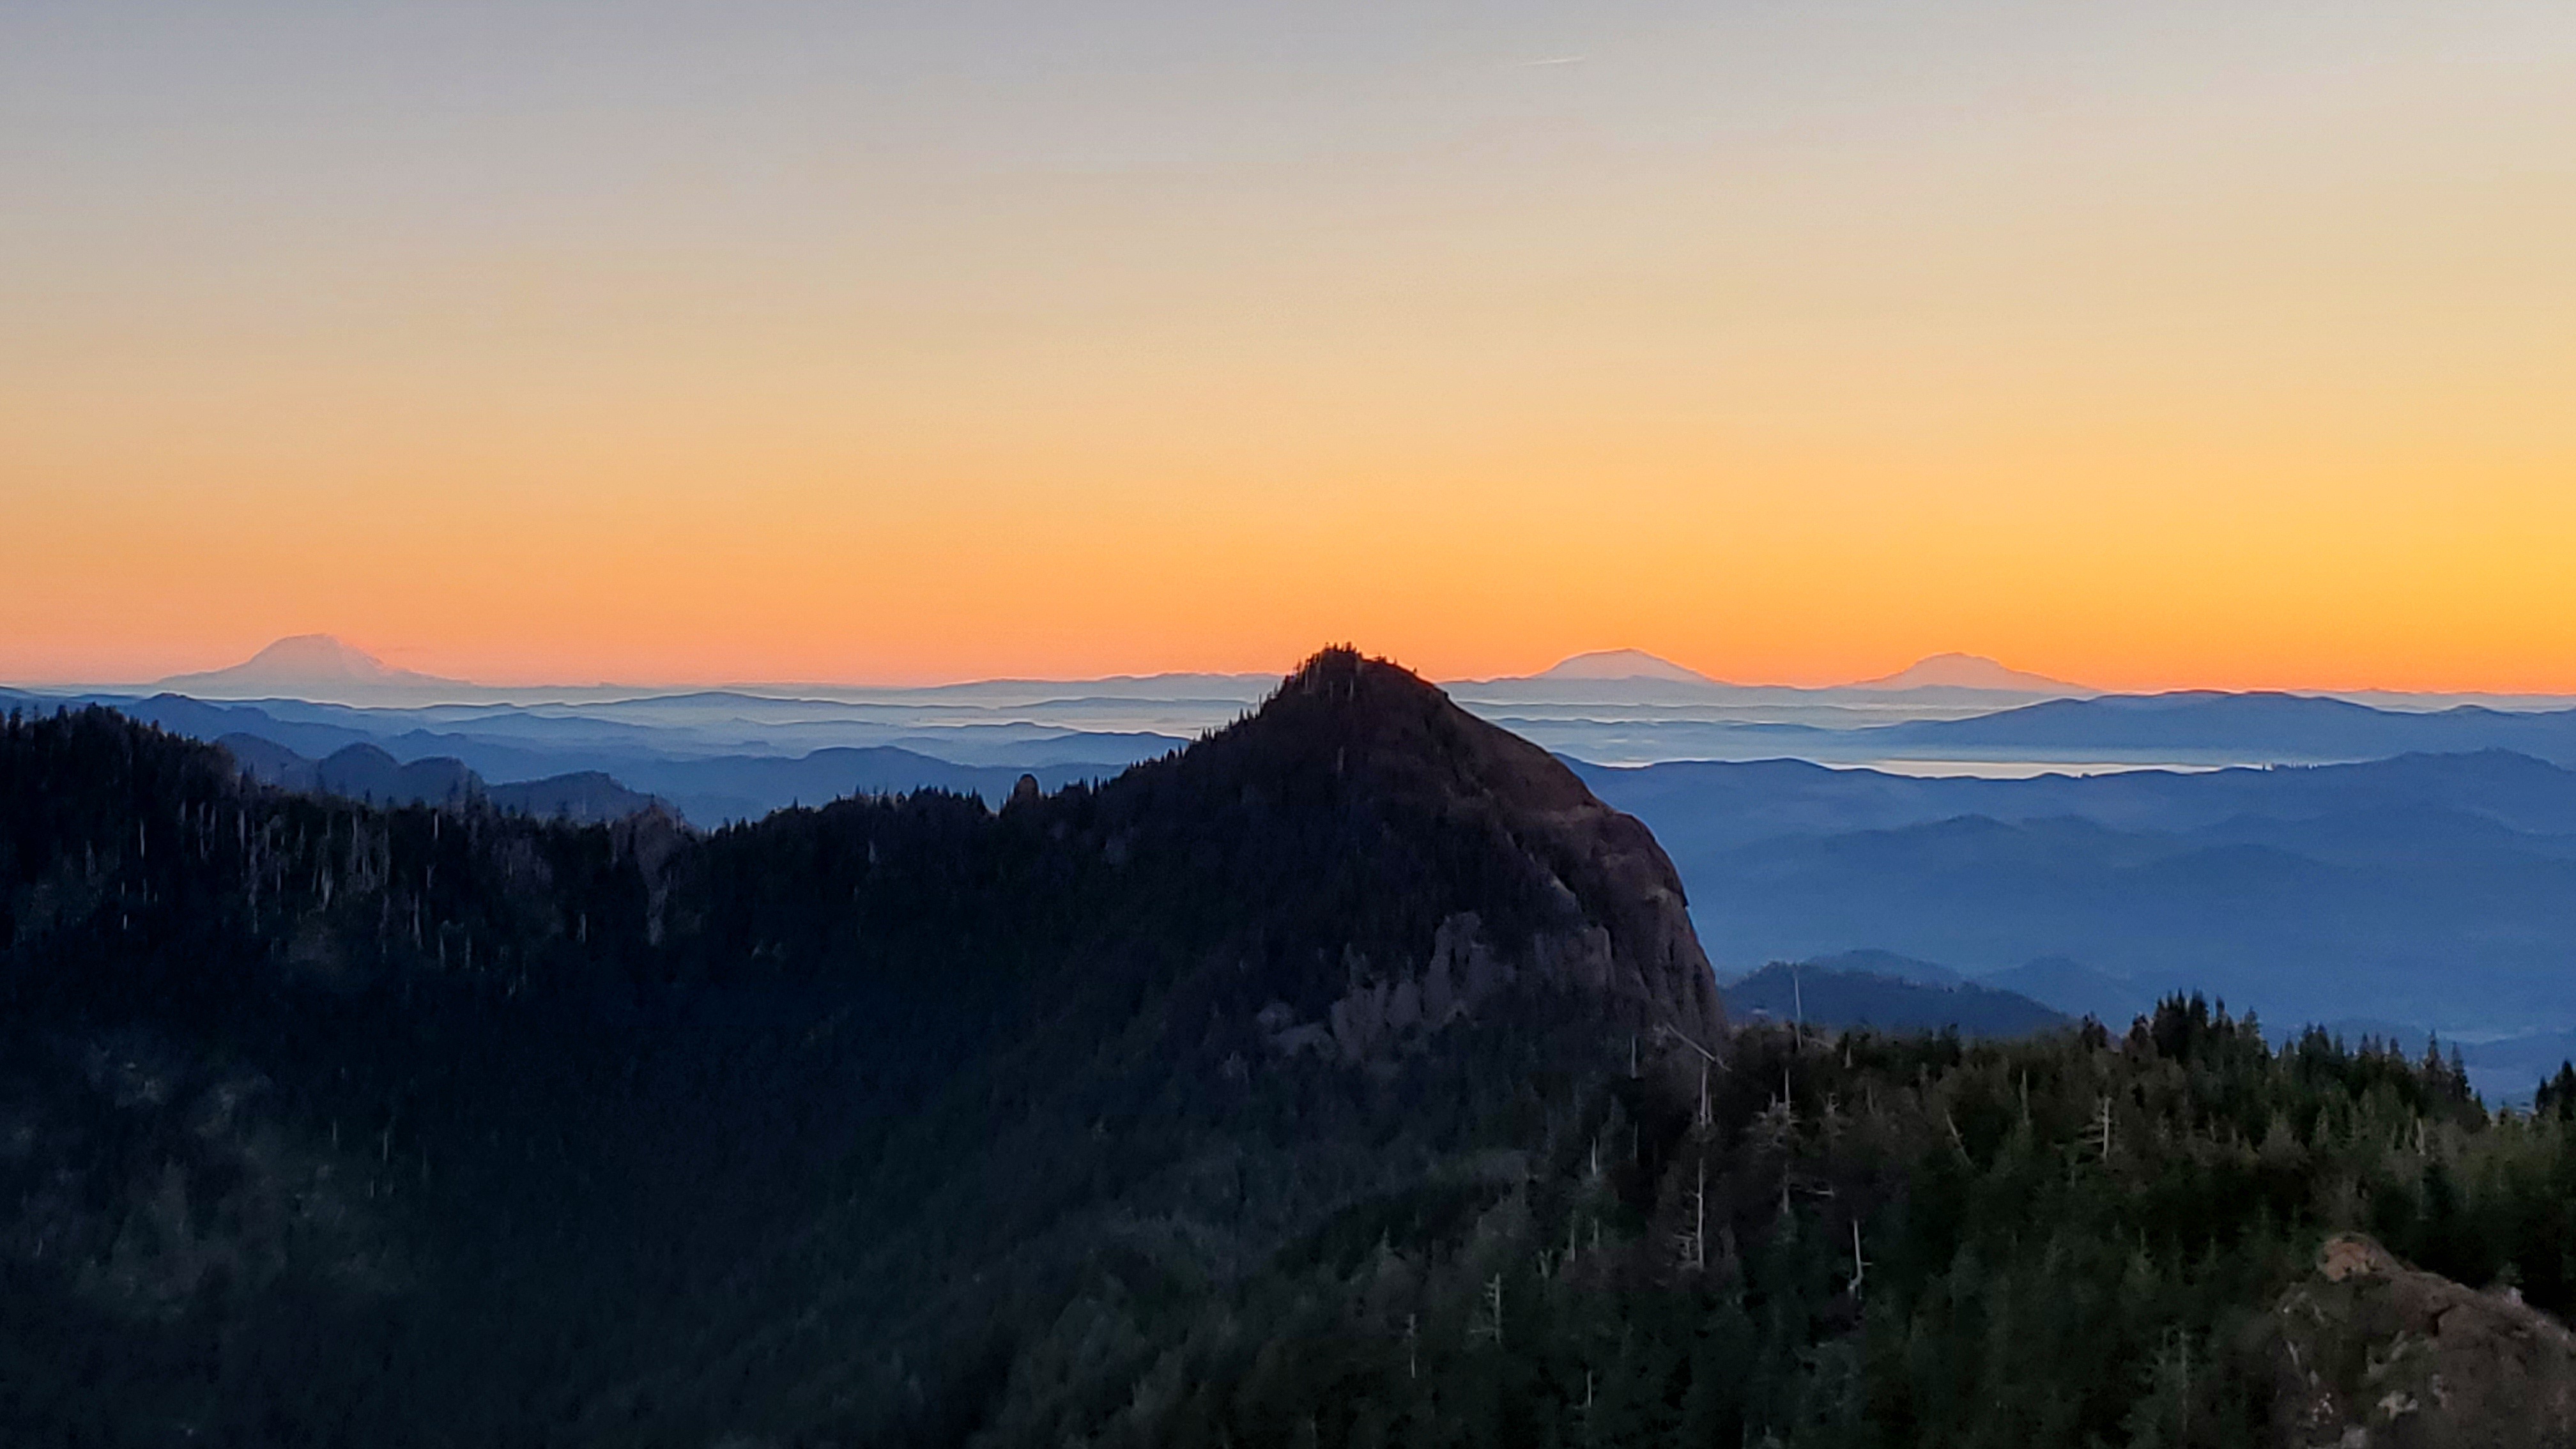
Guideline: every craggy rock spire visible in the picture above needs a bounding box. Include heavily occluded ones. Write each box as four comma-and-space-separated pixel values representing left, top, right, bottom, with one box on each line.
1207, 645, 1725, 1050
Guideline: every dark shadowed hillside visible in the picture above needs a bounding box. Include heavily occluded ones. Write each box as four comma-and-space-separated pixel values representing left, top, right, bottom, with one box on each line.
0, 653, 1720, 1445
15, 669, 2576, 1446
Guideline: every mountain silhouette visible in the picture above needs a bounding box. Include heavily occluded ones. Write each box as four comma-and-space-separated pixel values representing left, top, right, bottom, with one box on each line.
11, 664, 2575, 1446
215, 732, 671, 822
1526, 648, 1717, 684
1852, 651, 2091, 694
158, 633, 471, 702
1874, 691, 2576, 764
0, 648, 1721, 1443
1723, 959, 2067, 1038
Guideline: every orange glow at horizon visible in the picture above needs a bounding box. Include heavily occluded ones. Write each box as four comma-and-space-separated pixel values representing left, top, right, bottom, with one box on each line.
5, 2, 2574, 695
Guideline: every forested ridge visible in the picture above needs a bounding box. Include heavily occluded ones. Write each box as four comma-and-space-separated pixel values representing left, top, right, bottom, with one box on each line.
6, 654, 2576, 1446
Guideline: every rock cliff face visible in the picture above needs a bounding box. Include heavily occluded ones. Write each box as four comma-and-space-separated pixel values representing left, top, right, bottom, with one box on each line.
2269, 1234, 2576, 1448
1173, 647, 1726, 1059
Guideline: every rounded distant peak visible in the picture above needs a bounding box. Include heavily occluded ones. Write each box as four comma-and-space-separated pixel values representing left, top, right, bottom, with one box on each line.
1855, 652, 2089, 693
1531, 649, 1713, 684
158, 633, 469, 700
242, 634, 401, 680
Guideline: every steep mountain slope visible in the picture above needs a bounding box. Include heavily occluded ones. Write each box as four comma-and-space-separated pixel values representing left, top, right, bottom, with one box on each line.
25, 666, 2576, 1447
0, 651, 1719, 1445
660, 646, 1721, 1046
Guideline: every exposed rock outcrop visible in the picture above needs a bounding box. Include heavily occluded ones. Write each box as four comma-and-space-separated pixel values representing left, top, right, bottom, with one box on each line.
2269, 1234, 2576, 1448
1200, 648, 1725, 1059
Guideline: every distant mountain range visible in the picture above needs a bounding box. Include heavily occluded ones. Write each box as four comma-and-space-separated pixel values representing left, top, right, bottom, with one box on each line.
1850, 651, 2090, 693
24, 641, 2576, 1056
218, 734, 670, 823
1579, 749, 2576, 1041
0, 688, 1186, 826
142, 637, 2093, 701
1473, 644, 2091, 696
1502, 687, 2576, 769
1865, 691, 2576, 763
1722, 956, 2069, 1038
26, 639, 2576, 780
1528, 648, 1718, 684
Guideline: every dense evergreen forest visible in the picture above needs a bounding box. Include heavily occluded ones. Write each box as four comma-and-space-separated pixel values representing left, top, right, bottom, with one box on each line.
6, 655, 2575, 1446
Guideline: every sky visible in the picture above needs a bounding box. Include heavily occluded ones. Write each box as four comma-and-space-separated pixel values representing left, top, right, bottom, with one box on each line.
4, 1, 2573, 690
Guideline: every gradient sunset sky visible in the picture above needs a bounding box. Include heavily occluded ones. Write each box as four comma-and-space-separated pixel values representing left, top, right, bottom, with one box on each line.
6, 1, 2572, 689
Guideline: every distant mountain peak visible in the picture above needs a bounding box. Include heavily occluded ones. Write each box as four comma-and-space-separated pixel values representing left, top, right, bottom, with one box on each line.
159, 634, 469, 701
1530, 648, 1714, 684
1855, 652, 2089, 694
226, 634, 405, 681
